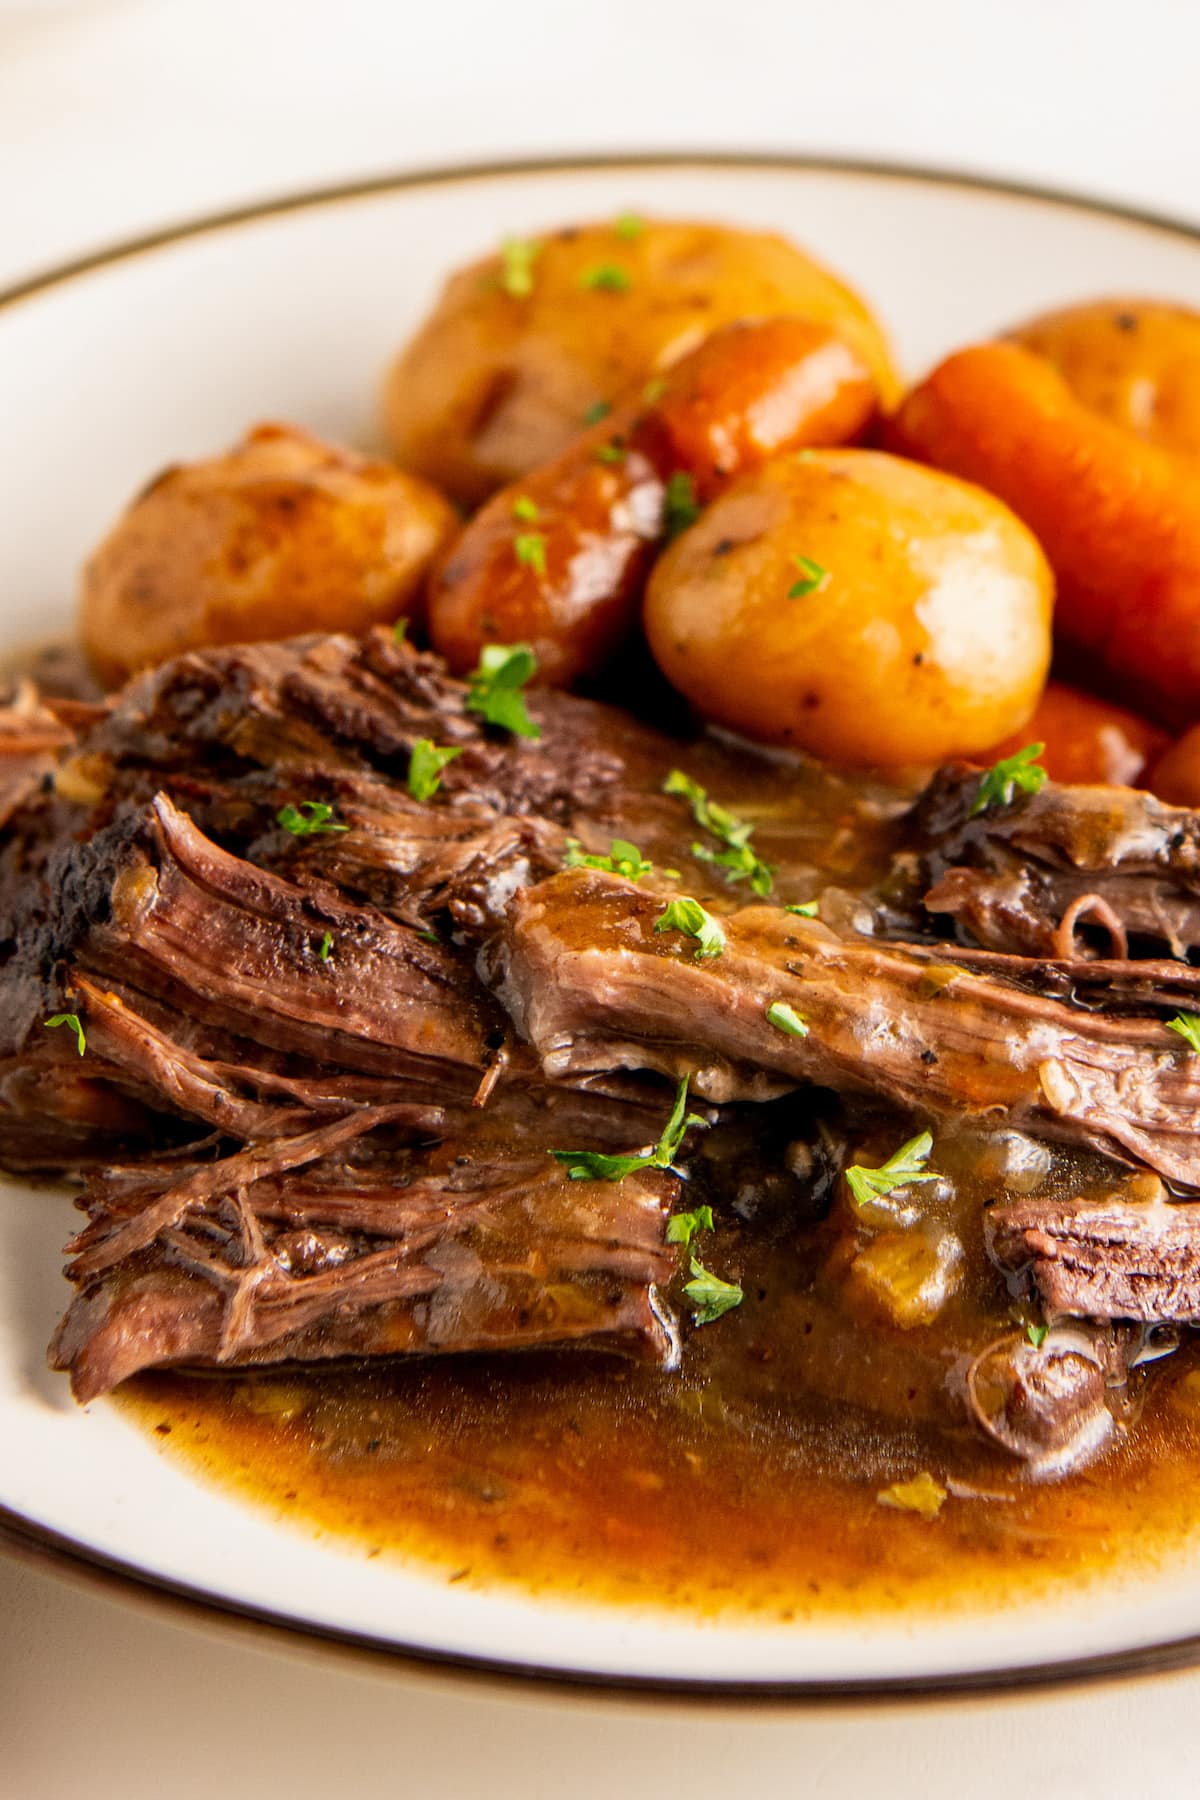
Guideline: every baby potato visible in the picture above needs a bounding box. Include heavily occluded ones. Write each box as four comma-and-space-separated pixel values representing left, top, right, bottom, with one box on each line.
382, 217, 899, 507
643, 450, 1052, 766
1009, 298, 1200, 458
80, 422, 457, 684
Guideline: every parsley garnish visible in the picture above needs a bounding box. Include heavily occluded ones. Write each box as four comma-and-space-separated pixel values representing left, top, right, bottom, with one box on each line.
465, 643, 541, 740
614, 211, 644, 240
1025, 1321, 1049, 1349
408, 737, 463, 802
580, 263, 632, 293
564, 837, 653, 880
845, 1131, 939, 1212
766, 1000, 808, 1038
666, 1204, 714, 1248
663, 471, 700, 539
654, 896, 726, 960
787, 554, 829, 599
662, 769, 775, 897
683, 1256, 743, 1325
276, 801, 349, 837
786, 901, 819, 918
583, 400, 612, 426
318, 931, 334, 962
511, 494, 540, 522
969, 743, 1047, 817
499, 236, 539, 298
391, 617, 409, 644
1167, 1012, 1200, 1053
551, 1075, 706, 1181
594, 441, 627, 466
642, 377, 667, 405
44, 1012, 85, 1056
513, 531, 547, 576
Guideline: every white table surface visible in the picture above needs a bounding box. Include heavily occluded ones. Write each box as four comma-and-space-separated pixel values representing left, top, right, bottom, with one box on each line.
4, 1, 1200, 1793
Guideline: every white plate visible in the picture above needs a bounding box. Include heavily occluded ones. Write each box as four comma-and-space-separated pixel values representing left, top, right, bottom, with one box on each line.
5, 156, 1200, 1691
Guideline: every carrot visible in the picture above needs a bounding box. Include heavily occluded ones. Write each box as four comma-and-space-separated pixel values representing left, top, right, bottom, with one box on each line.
987, 680, 1167, 787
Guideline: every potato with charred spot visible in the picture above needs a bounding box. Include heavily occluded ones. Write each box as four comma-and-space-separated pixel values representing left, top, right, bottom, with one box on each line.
643, 450, 1053, 767
80, 423, 457, 684
382, 217, 899, 507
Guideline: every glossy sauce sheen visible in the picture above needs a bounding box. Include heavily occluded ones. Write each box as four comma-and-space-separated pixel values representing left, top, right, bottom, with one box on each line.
117, 744, 1200, 1619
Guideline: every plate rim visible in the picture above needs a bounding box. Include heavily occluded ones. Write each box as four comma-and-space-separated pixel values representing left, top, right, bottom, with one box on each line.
6, 148, 1200, 1699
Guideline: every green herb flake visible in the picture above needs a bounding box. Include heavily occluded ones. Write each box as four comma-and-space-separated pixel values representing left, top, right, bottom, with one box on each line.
654, 896, 726, 960
614, 211, 645, 240
580, 263, 632, 293
564, 836, 654, 880
1025, 1321, 1049, 1349
1167, 1012, 1200, 1053
407, 737, 463, 802
785, 900, 819, 918
666, 1204, 715, 1248
276, 801, 349, 837
683, 1256, 743, 1325
551, 1075, 707, 1182
513, 531, 547, 576
582, 400, 612, 426
969, 743, 1047, 818
663, 471, 701, 540
642, 376, 668, 405
594, 440, 627, 466
845, 1131, 939, 1213
465, 643, 541, 740
766, 1000, 809, 1038
317, 932, 334, 963
662, 768, 775, 897
499, 236, 540, 298
511, 494, 540, 523
787, 554, 829, 599
44, 1012, 85, 1056
391, 617, 409, 644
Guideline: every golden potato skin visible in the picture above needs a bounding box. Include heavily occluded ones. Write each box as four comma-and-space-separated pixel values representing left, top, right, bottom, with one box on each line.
1009, 298, 1200, 458
643, 450, 1053, 767
382, 217, 899, 506
80, 422, 457, 684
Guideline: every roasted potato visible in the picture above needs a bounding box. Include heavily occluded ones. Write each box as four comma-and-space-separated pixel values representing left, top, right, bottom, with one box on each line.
643, 449, 1052, 766
80, 422, 457, 684
428, 317, 878, 685
382, 217, 899, 506
1009, 298, 1200, 458
889, 342, 1200, 724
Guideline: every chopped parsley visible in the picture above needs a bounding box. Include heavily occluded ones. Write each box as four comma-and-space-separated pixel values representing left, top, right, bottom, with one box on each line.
580, 263, 632, 293
594, 440, 627, 466
766, 1000, 809, 1038
276, 800, 349, 837
845, 1131, 939, 1213
499, 236, 539, 298
1167, 1012, 1200, 1053
465, 643, 541, 740
787, 554, 829, 599
511, 494, 540, 522
44, 1012, 85, 1056
1025, 1321, 1049, 1349
654, 896, 726, 960
407, 737, 463, 802
662, 768, 775, 897
666, 1204, 714, 1248
551, 1075, 706, 1182
513, 530, 547, 576
969, 743, 1047, 817
642, 376, 667, 405
683, 1256, 743, 1325
564, 837, 654, 880
614, 211, 644, 240
582, 400, 612, 426
391, 616, 409, 644
785, 900, 819, 918
663, 471, 700, 539
317, 931, 334, 963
